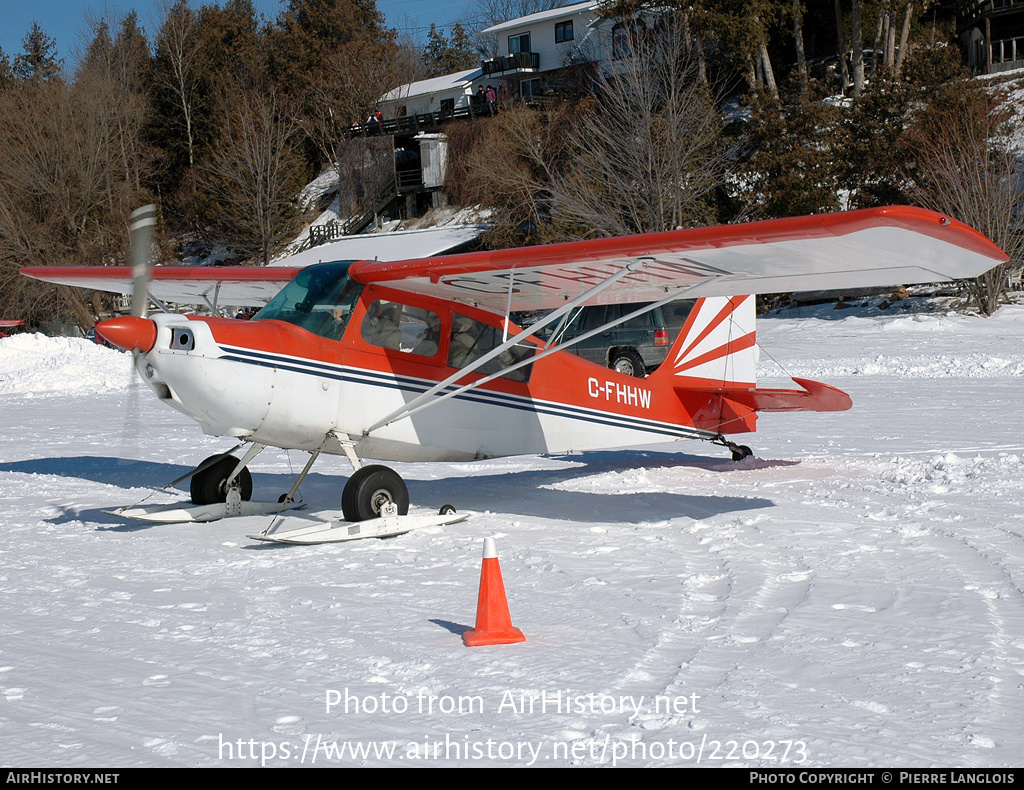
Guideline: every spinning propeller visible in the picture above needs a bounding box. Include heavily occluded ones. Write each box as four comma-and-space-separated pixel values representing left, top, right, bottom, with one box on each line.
97, 205, 159, 353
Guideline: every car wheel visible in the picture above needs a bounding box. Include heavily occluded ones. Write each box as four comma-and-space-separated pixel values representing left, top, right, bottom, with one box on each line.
609, 349, 646, 378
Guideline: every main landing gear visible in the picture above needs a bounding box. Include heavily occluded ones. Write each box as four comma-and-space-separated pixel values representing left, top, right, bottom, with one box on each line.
111, 442, 300, 523
249, 447, 465, 545
183, 443, 416, 523
341, 464, 409, 522
729, 444, 753, 462
114, 442, 464, 537
190, 453, 253, 505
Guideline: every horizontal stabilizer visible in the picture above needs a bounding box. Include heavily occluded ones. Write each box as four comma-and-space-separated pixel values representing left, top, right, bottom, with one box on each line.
731, 378, 853, 413
673, 378, 852, 434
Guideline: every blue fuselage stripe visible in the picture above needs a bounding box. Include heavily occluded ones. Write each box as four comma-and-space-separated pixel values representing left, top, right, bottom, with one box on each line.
218, 344, 699, 439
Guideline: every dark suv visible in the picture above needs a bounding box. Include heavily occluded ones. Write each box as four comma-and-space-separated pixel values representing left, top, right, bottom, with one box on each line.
534, 302, 678, 377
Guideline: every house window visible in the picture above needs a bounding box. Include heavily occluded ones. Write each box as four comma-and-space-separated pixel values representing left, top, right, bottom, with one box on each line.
612, 23, 629, 59
555, 20, 573, 43
508, 32, 531, 54
440, 98, 455, 115
519, 78, 541, 98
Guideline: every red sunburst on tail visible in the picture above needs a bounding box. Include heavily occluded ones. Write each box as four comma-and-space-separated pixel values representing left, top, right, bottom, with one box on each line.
652, 296, 851, 435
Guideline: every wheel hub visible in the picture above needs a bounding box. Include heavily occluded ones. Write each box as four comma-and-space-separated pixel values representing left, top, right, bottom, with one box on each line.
369, 488, 393, 514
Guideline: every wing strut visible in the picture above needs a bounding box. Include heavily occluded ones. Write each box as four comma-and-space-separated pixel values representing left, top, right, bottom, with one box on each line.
202, 283, 224, 318
364, 269, 725, 434
365, 259, 653, 433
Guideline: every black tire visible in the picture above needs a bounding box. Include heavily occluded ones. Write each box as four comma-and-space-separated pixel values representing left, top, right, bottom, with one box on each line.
731, 445, 753, 462
190, 454, 253, 505
342, 465, 409, 522
609, 348, 646, 378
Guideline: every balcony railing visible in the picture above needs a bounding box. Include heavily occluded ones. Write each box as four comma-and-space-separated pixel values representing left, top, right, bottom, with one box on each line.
481, 52, 540, 76
347, 102, 499, 138
958, 0, 1022, 22
991, 35, 1024, 66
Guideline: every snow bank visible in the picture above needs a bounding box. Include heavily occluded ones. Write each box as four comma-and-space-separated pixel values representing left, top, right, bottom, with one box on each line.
757, 303, 1024, 380
0, 333, 133, 398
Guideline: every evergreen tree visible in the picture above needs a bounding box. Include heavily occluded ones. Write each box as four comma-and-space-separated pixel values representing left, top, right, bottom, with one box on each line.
198, 0, 264, 84
80, 22, 114, 74
0, 47, 14, 92
269, 0, 395, 100
425, 23, 477, 76
114, 11, 154, 90
267, 0, 398, 174
13, 22, 63, 83
737, 83, 847, 218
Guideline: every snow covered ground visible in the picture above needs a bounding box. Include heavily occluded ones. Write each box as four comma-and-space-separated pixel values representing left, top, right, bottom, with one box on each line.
1, 300, 1023, 767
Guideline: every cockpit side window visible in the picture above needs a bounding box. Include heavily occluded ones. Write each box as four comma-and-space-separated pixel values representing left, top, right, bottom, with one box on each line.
448, 313, 534, 382
254, 261, 363, 341
361, 300, 442, 359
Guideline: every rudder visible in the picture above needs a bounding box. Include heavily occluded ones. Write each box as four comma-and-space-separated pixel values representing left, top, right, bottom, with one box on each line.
652, 295, 757, 390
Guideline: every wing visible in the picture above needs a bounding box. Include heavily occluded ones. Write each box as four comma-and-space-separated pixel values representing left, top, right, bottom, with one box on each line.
19, 224, 489, 307
348, 206, 1007, 313
19, 266, 302, 308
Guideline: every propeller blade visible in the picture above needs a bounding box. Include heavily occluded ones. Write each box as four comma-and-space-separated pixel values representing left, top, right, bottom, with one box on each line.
129, 205, 158, 318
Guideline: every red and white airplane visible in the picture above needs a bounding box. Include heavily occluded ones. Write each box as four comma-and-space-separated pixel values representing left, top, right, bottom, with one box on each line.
23, 206, 1006, 541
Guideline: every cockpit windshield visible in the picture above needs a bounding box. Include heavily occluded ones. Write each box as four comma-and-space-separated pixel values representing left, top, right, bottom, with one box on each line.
254, 261, 363, 341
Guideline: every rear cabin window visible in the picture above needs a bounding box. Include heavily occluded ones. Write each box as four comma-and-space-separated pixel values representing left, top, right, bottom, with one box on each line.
448, 313, 535, 382
361, 300, 442, 358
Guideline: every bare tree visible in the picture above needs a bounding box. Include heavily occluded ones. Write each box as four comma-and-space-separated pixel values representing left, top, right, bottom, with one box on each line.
550, 15, 727, 237
851, 0, 864, 94
0, 25, 151, 329
459, 0, 563, 59
459, 102, 572, 248
303, 42, 406, 182
153, 0, 203, 225
457, 14, 728, 246
834, 0, 850, 92
76, 13, 152, 197
154, 0, 202, 169
894, 1, 914, 79
792, 0, 809, 90
872, 9, 884, 78
333, 136, 396, 228
202, 82, 305, 265
904, 83, 1023, 315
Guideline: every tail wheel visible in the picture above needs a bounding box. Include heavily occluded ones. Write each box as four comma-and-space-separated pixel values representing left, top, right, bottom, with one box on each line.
190, 454, 253, 505
730, 445, 753, 462
342, 465, 409, 522
609, 348, 646, 378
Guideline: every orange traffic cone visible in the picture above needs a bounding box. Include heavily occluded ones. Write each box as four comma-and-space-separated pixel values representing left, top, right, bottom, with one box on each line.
463, 537, 526, 647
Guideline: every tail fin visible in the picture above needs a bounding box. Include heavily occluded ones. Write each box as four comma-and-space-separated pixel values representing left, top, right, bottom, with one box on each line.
652, 295, 851, 436
652, 295, 756, 389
